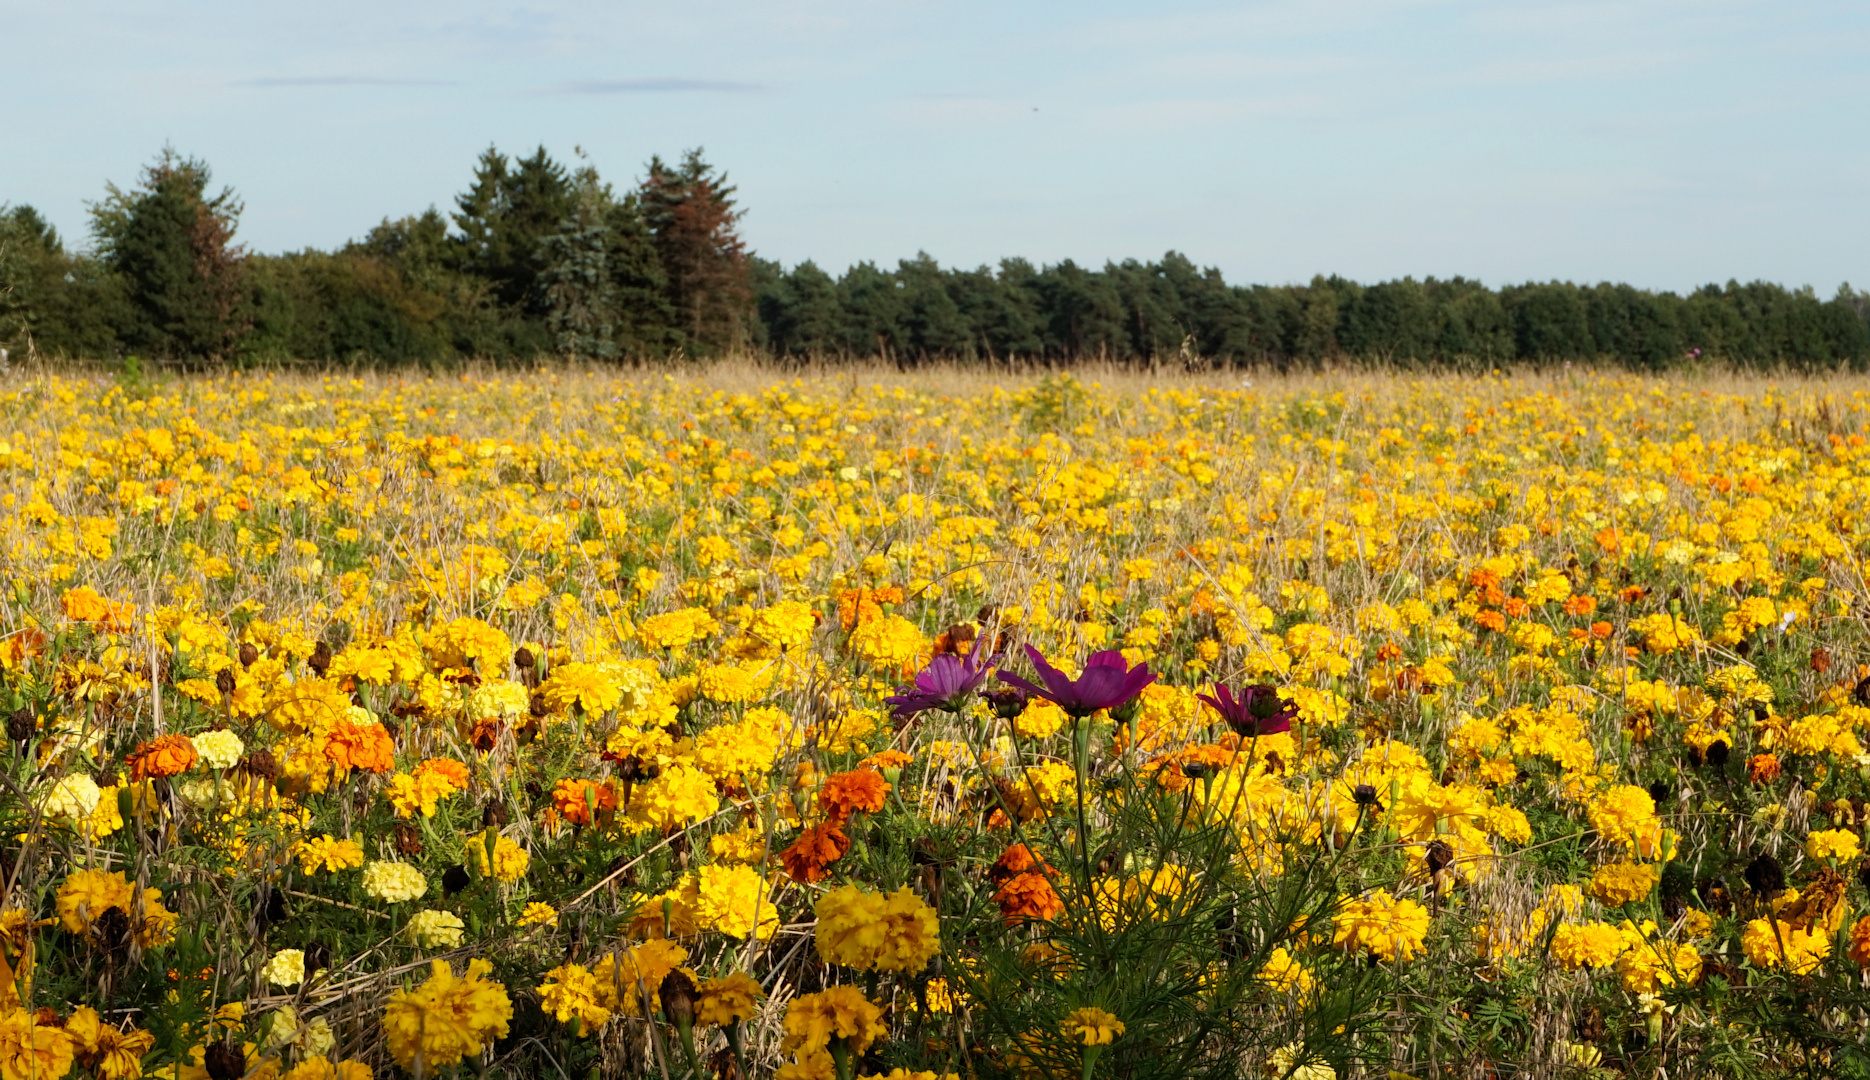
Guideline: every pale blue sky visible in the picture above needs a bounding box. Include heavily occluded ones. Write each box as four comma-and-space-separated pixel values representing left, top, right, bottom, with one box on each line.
3, 0, 1865, 292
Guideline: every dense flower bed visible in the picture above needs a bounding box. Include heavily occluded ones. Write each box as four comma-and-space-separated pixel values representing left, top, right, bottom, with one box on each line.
1, 368, 1869, 1078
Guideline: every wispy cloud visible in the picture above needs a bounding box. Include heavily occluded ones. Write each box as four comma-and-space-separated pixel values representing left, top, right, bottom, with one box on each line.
554, 78, 762, 94
236, 76, 456, 87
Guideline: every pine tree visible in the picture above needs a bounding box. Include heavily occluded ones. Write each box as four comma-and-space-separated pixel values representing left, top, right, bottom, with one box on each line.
638, 149, 753, 355
89, 148, 248, 363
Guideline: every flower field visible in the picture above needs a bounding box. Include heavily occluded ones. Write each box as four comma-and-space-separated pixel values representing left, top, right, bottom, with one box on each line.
5, 365, 1870, 1079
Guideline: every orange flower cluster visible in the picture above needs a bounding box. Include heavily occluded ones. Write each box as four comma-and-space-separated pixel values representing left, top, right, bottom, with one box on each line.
990, 843, 1063, 924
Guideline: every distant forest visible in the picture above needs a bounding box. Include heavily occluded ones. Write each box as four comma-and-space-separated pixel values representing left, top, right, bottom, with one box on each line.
3, 146, 1866, 371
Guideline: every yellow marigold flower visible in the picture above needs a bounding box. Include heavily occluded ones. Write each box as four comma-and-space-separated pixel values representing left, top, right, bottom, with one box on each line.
694, 864, 780, 940
638, 607, 721, 652
593, 940, 689, 1016
281, 1060, 371, 1080
1742, 917, 1831, 974
382, 959, 513, 1071
1807, 828, 1861, 863
538, 963, 613, 1033
1590, 862, 1658, 907
1586, 784, 1661, 851
361, 861, 426, 903
696, 971, 764, 1027
625, 763, 720, 833
405, 909, 466, 949
422, 617, 513, 671
39, 774, 101, 828
749, 599, 817, 651
517, 902, 558, 928
1391, 782, 1483, 841
815, 885, 941, 973
0, 1006, 76, 1080
54, 869, 176, 948
781, 986, 886, 1056
1333, 890, 1430, 962
192, 729, 244, 769
849, 614, 924, 672
1257, 946, 1316, 998
385, 769, 458, 818
467, 833, 530, 883
1062, 1006, 1124, 1046
541, 661, 624, 715
1617, 938, 1702, 994
464, 679, 531, 722
263, 948, 307, 988
295, 835, 365, 874
1550, 922, 1631, 970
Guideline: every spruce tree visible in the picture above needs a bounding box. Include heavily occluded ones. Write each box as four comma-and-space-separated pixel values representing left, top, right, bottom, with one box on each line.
540, 167, 680, 360
89, 149, 247, 363
638, 148, 753, 355
452, 145, 576, 314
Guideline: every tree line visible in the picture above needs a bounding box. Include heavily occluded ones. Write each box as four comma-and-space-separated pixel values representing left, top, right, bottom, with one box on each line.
3, 147, 1867, 371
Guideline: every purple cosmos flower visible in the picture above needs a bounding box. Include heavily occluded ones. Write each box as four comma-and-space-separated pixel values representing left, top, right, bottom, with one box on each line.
995, 645, 1155, 719
886, 634, 997, 720
1198, 684, 1299, 738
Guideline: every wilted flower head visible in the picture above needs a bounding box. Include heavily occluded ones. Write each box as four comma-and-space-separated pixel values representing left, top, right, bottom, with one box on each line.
995, 646, 1155, 719
1198, 684, 1299, 738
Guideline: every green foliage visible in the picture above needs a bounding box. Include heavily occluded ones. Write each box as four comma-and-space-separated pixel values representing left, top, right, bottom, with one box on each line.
89, 147, 248, 364
538, 166, 681, 360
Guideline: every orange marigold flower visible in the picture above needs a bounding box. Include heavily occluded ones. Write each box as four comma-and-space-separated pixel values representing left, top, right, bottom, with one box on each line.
780, 821, 850, 884
1501, 597, 1530, 619
994, 871, 1064, 924
61, 587, 135, 632
818, 769, 889, 822
126, 734, 198, 780
1590, 621, 1616, 640
989, 843, 1052, 884
415, 757, 471, 790
1563, 595, 1598, 617
325, 719, 396, 774
859, 749, 914, 773
551, 779, 619, 826
1748, 753, 1782, 785
1474, 610, 1506, 633
1849, 915, 1870, 967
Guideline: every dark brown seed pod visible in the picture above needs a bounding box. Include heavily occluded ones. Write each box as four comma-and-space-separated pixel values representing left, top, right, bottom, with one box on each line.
658, 969, 698, 1026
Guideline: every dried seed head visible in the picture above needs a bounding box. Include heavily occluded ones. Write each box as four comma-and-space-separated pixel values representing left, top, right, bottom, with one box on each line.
658, 969, 698, 1026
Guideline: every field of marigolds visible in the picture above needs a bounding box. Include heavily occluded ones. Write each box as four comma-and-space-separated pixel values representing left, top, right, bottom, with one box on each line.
4, 364, 1870, 1080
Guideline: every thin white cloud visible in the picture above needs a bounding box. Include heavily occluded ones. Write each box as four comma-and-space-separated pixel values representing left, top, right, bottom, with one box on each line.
237, 76, 456, 87
554, 78, 763, 93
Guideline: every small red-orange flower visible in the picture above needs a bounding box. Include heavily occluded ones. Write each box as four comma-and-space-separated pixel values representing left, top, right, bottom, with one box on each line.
126, 734, 198, 780
818, 769, 889, 822
780, 821, 850, 884
1748, 753, 1782, 785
